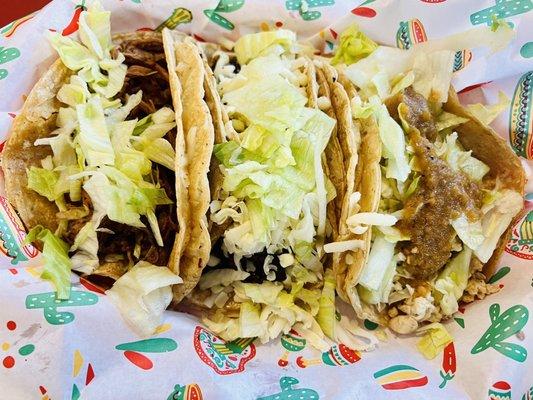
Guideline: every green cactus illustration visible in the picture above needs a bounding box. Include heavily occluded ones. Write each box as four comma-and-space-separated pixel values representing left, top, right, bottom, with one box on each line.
0, 213, 28, 264
471, 304, 529, 362
204, 0, 245, 31
0, 47, 20, 64
257, 377, 319, 400
0, 46, 20, 80
470, 0, 533, 26
26, 291, 98, 325
167, 384, 186, 400
286, 0, 335, 21
521, 386, 533, 400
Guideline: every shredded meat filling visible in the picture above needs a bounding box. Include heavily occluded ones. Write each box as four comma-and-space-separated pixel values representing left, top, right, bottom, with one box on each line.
61, 35, 177, 268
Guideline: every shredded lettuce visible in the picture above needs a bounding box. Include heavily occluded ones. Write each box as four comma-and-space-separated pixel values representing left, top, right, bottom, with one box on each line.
467, 91, 509, 125
212, 51, 334, 266
331, 25, 377, 66
24, 1, 179, 306
27, 167, 63, 201
77, 0, 112, 59
82, 172, 142, 228
374, 100, 410, 182
234, 29, 296, 65
475, 189, 523, 263
416, 323, 453, 360
434, 247, 472, 316
435, 112, 469, 132
316, 269, 378, 351
440, 132, 490, 182
451, 214, 485, 251
26, 226, 72, 300
76, 96, 115, 166
106, 261, 182, 337
345, 18, 514, 101
204, 281, 323, 345
316, 268, 336, 339
357, 234, 396, 299
198, 269, 250, 291
57, 75, 91, 107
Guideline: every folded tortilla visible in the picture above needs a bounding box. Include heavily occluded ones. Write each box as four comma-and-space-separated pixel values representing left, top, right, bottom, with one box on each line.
161, 30, 215, 304
335, 84, 524, 333
163, 31, 341, 346
2, 31, 184, 286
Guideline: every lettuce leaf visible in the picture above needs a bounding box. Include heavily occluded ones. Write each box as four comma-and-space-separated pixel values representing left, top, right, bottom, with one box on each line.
374, 100, 410, 182
82, 172, 144, 228
198, 269, 250, 291
76, 96, 115, 166
106, 261, 182, 337
78, 1, 112, 59
451, 214, 485, 251
435, 112, 469, 132
234, 29, 296, 65
26, 226, 72, 299
434, 247, 472, 316
316, 268, 336, 339
27, 167, 62, 202
467, 91, 509, 125
416, 323, 453, 360
358, 234, 396, 296
440, 132, 490, 182
475, 189, 523, 263
57, 75, 90, 107
331, 24, 377, 66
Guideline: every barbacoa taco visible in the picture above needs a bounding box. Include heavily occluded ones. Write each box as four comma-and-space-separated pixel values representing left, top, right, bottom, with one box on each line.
162, 30, 379, 349
2, 3, 188, 336
329, 29, 525, 334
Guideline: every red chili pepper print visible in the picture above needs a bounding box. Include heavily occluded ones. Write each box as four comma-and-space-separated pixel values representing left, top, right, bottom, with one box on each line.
62, 2, 86, 36
439, 342, 457, 389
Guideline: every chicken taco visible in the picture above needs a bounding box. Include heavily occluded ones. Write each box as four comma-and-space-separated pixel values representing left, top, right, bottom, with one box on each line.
2, 3, 187, 336
330, 30, 525, 334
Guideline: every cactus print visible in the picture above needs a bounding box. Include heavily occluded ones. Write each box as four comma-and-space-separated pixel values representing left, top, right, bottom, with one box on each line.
25, 291, 98, 325
471, 304, 529, 362
0, 46, 20, 80
286, 0, 335, 21
470, 0, 533, 26
204, 0, 245, 31
257, 377, 319, 400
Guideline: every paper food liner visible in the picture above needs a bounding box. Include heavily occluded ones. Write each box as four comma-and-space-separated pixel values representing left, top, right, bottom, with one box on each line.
0, 1, 532, 399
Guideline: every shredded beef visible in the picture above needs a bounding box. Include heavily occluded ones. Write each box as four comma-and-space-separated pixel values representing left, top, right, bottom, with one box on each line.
63, 35, 178, 268
64, 190, 93, 244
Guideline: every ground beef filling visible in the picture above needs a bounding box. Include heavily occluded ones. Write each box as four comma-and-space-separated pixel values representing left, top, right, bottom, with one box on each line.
60, 36, 177, 268
392, 88, 483, 280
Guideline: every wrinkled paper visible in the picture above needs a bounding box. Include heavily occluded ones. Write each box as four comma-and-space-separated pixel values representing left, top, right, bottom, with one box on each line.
0, 1, 532, 399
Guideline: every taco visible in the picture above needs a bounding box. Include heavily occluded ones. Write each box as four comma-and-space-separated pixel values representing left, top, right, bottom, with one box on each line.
1, 3, 187, 336
332, 37, 525, 334
163, 30, 363, 347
